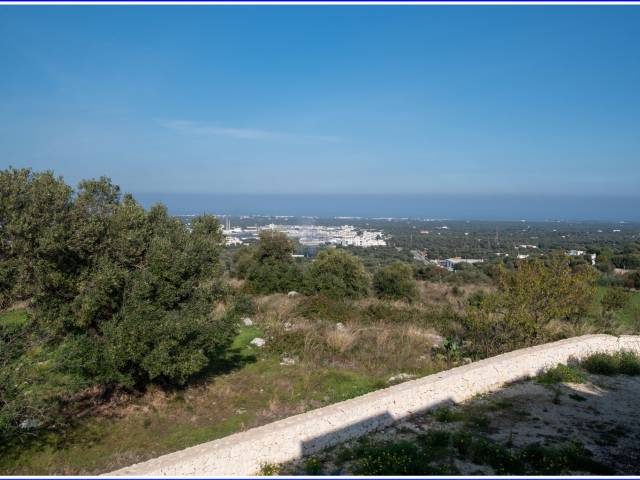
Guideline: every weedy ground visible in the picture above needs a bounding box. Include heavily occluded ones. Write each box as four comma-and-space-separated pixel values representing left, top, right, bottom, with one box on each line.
1, 284, 638, 475
0, 282, 473, 474
275, 352, 640, 475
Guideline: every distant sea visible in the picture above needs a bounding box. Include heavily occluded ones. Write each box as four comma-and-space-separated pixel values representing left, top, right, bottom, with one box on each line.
134, 193, 640, 222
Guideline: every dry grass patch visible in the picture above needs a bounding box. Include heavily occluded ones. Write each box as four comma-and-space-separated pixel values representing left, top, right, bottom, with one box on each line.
255, 293, 301, 320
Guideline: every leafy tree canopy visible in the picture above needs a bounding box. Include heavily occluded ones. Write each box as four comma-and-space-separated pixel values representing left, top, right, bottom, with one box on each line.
303, 248, 370, 299
0, 168, 237, 440
373, 261, 419, 302
243, 231, 303, 294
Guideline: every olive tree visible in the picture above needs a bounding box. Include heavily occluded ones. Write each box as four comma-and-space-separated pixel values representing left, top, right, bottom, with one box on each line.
303, 248, 370, 299
244, 231, 303, 294
373, 261, 419, 301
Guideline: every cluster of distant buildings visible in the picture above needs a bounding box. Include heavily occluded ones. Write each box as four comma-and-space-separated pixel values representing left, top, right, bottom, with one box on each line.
221, 220, 386, 248
412, 250, 484, 272
413, 247, 597, 271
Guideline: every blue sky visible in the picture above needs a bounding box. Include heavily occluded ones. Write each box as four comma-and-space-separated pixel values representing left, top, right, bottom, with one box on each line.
1, 7, 639, 198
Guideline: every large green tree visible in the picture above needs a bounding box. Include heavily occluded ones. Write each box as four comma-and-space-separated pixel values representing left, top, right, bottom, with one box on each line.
303, 248, 370, 299
244, 231, 303, 294
0, 168, 238, 439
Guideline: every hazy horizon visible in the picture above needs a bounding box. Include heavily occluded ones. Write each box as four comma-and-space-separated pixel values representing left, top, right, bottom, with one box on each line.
134, 192, 640, 222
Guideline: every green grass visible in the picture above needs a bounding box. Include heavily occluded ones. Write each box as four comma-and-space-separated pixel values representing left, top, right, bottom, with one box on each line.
591, 287, 640, 331
0, 308, 28, 327
537, 364, 585, 384
0, 325, 385, 475
432, 406, 464, 423
610, 288, 640, 328
258, 462, 283, 476
329, 432, 610, 475
581, 351, 640, 376
345, 439, 457, 475
232, 325, 264, 356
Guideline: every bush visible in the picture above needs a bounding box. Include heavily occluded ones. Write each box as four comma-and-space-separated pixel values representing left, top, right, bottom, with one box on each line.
303, 457, 323, 475
601, 287, 631, 316
581, 351, 640, 376
414, 263, 449, 282
433, 406, 464, 423
232, 246, 256, 279
464, 256, 597, 357
373, 262, 418, 302
623, 271, 640, 290
537, 364, 585, 384
244, 231, 303, 294
303, 249, 370, 299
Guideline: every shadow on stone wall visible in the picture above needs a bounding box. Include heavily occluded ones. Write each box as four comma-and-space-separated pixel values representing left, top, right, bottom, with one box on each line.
299, 396, 456, 457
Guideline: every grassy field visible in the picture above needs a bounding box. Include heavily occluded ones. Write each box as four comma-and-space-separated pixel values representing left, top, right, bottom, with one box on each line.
0, 308, 28, 327
590, 287, 640, 332
1, 283, 638, 475
0, 286, 464, 475
0, 310, 387, 474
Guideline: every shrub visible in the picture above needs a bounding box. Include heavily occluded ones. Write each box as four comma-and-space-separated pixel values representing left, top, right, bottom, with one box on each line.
623, 271, 640, 290
232, 246, 256, 279
601, 287, 631, 316
582, 351, 640, 376
303, 249, 370, 299
373, 262, 419, 302
433, 406, 464, 423
464, 256, 597, 357
537, 364, 585, 384
303, 457, 323, 475
414, 263, 449, 282
296, 295, 357, 322
258, 463, 283, 475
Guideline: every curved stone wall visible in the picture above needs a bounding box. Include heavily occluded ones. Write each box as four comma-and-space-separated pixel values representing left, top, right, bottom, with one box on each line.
108, 334, 640, 476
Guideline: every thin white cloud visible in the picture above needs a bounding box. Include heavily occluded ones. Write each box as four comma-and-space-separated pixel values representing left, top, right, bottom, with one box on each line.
161, 120, 341, 143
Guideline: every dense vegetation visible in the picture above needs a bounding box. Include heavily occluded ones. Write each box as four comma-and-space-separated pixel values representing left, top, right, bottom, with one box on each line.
237, 231, 303, 294
1, 168, 639, 474
0, 168, 239, 441
373, 261, 419, 301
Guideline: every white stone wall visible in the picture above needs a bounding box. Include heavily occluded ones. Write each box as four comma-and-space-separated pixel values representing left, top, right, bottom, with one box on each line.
108, 334, 640, 476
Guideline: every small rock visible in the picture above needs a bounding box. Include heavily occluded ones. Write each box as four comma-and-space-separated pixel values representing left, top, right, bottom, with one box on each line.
287, 291, 299, 297
242, 317, 253, 327
463, 357, 473, 364
235, 408, 246, 415
336, 322, 346, 331
19, 418, 40, 430
250, 337, 266, 347
280, 356, 296, 366
283, 321, 293, 331
387, 373, 416, 384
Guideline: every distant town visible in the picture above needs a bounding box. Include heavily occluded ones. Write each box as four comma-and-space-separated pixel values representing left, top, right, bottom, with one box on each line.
170, 215, 640, 273
220, 218, 387, 248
